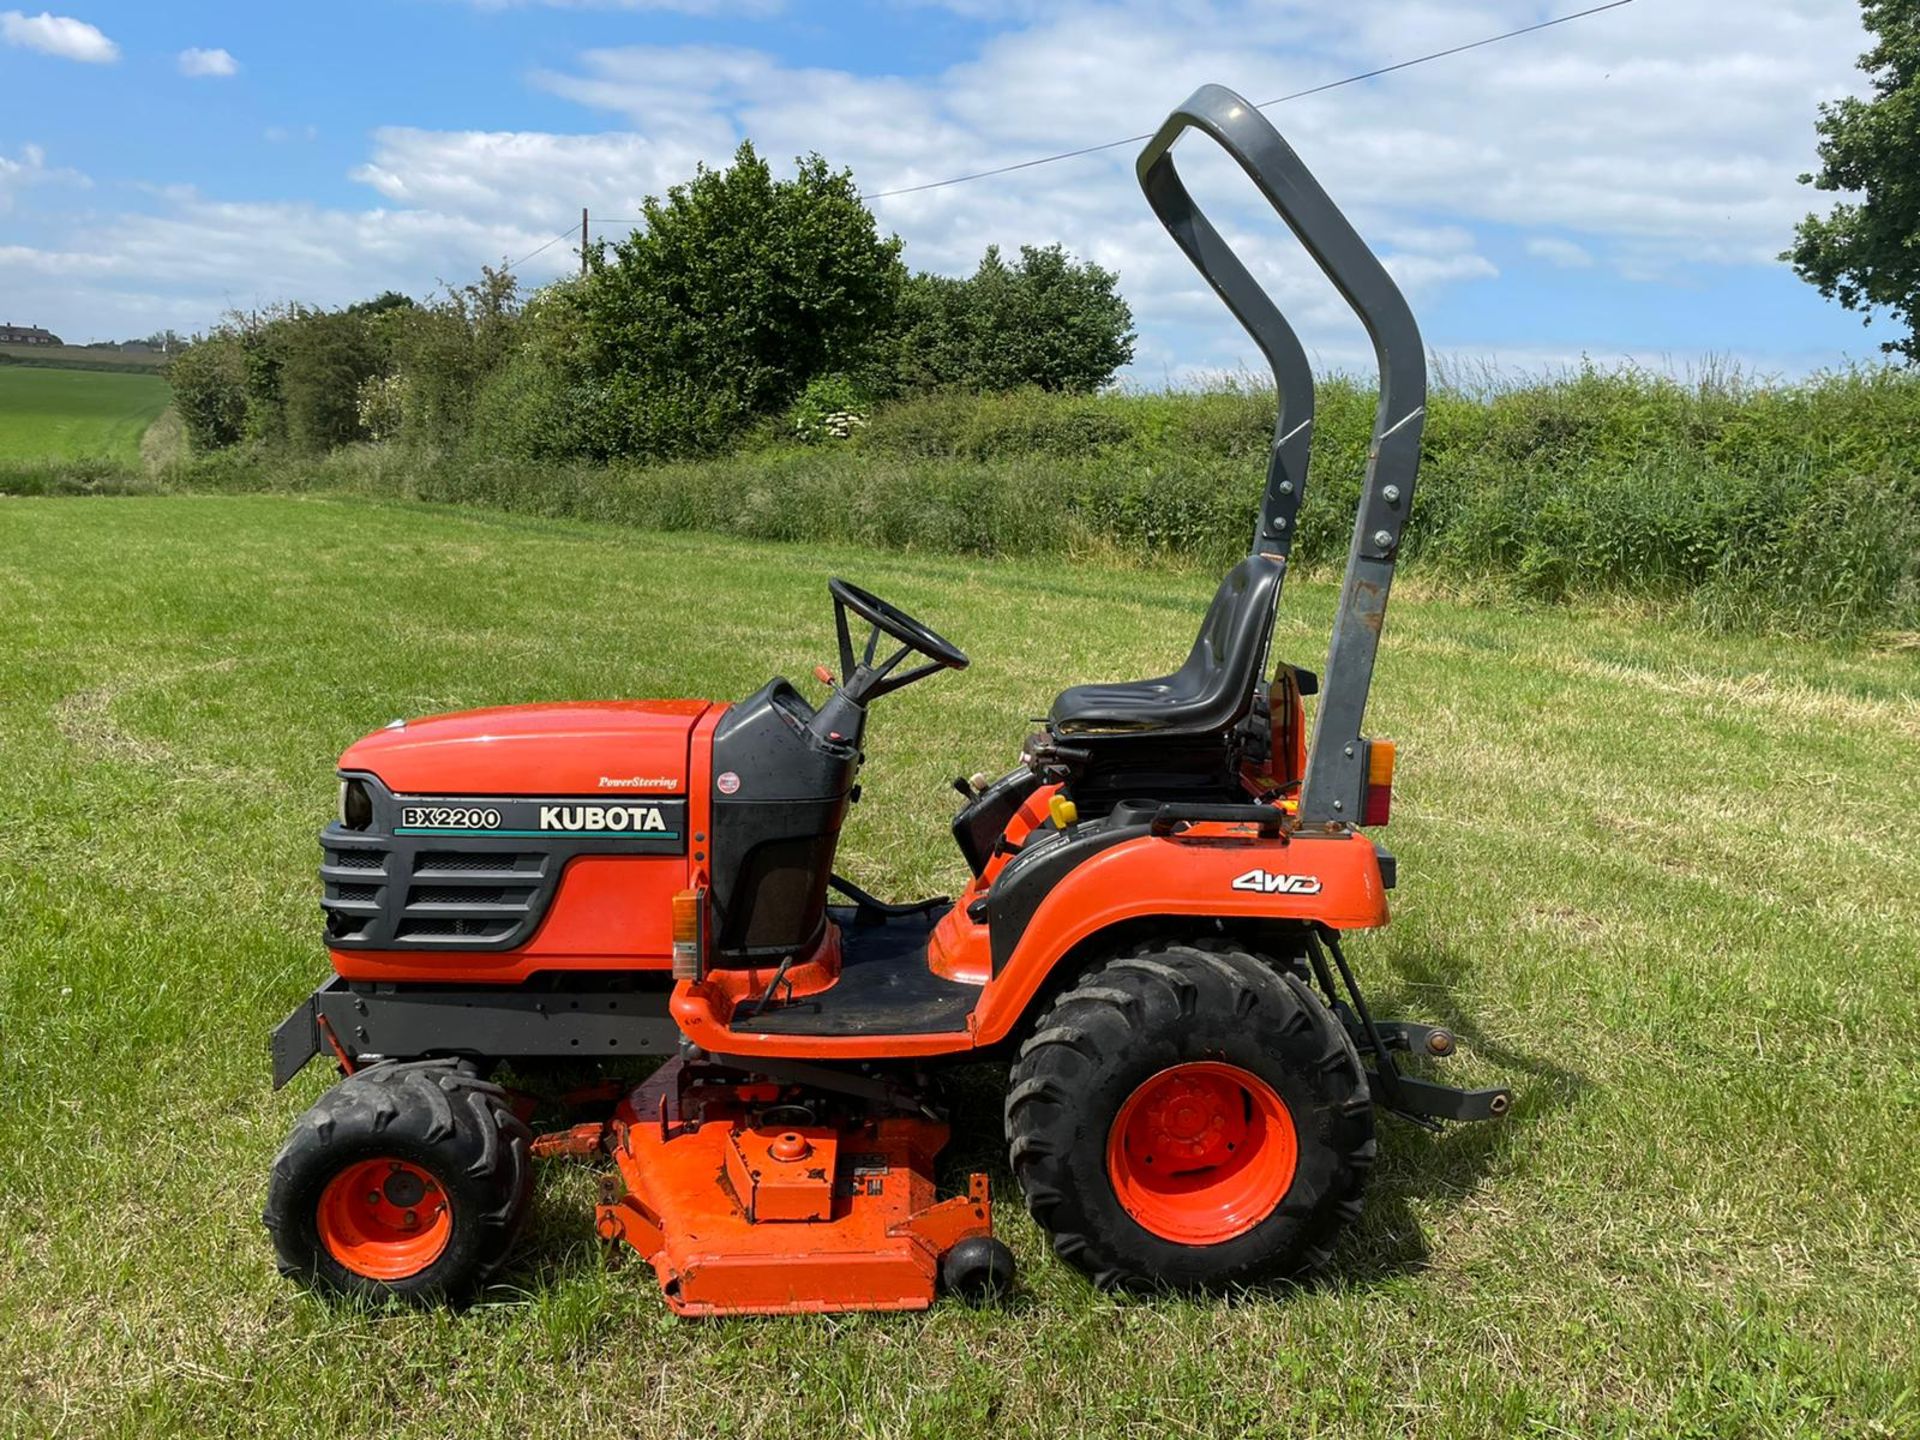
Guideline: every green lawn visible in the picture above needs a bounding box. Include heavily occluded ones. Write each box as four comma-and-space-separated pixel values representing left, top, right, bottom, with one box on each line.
1, 495, 1915, 1439
0, 366, 172, 462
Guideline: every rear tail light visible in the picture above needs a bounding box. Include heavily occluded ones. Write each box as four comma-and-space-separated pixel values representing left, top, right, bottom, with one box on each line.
671, 888, 706, 980
1362, 740, 1395, 826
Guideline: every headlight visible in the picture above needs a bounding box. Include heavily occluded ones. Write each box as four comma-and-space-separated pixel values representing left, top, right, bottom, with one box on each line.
338, 778, 373, 830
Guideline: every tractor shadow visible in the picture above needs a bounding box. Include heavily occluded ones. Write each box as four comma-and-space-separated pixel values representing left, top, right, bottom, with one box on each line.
498, 1059, 664, 1297
935, 939, 1587, 1302
1315, 938, 1587, 1290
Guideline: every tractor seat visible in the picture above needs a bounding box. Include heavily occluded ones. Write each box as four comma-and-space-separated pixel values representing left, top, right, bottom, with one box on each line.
1050, 553, 1284, 738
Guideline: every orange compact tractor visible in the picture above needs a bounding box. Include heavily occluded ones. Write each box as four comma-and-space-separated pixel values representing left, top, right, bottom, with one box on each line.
265, 86, 1510, 1316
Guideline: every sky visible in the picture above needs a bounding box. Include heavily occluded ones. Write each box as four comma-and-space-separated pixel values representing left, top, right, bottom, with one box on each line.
0, 0, 1896, 384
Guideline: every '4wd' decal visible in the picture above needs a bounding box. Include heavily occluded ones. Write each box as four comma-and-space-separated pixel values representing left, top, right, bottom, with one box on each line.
1230, 868, 1323, 895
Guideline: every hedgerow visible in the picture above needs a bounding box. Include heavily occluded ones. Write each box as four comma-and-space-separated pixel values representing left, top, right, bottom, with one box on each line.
8, 365, 1916, 638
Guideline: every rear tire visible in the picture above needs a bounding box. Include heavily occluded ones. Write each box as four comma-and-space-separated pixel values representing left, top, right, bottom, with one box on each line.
1005, 943, 1373, 1290
264, 1059, 532, 1305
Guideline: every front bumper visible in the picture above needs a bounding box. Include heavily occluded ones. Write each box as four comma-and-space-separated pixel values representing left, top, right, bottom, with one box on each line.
269, 976, 680, 1089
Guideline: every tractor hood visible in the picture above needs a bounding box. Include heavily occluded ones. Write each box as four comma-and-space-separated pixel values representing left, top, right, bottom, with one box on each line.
339, 699, 713, 796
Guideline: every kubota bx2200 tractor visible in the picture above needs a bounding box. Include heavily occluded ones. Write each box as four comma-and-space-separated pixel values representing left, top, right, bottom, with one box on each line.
264, 86, 1510, 1316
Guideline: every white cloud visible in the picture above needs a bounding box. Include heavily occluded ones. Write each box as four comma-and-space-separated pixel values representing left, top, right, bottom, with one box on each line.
0, 141, 89, 212
178, 46, 238, 78
1527, 236, 1595, 269
0, 0, 1885, 369
506, 0, 1869, 373
1, 9, 117, 62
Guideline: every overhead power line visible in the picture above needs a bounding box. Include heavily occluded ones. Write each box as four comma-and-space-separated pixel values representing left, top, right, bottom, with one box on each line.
517, 0, 1635, 265
507, 226, 578, 270
861, 0, 1635, 201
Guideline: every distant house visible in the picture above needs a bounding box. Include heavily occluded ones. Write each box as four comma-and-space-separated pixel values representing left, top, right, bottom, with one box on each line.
0, 323, 63, 346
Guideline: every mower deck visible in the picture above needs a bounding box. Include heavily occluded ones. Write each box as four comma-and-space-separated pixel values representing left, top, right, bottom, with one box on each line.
595, 1057, 994, 1316
730, 904, 978, 1038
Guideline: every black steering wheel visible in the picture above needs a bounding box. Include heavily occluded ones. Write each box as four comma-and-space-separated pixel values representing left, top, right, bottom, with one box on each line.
828, 578, 968, 701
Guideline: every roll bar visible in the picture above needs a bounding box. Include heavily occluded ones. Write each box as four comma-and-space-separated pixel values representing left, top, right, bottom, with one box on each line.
1136, 84, 1428, 825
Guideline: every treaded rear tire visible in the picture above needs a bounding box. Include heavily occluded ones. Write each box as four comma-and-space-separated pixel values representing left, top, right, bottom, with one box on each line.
1005, 942, 1373, 1290
264, 1059, 532, 1305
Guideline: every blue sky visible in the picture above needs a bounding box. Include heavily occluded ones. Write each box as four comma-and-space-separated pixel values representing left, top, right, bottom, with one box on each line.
0, 0, 1894, 381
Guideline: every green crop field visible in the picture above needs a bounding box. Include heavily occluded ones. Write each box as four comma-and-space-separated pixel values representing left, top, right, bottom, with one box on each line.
1, 495, 1916, 1438
0, 366, 172, 463
0, 342, 170, 372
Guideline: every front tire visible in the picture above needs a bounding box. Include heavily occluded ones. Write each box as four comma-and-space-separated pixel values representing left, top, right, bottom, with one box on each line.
264, 1059, 532, 1304
1005, 943, 1373, 1290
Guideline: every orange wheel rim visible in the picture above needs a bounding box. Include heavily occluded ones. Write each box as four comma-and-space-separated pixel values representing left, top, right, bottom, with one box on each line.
1106, 1061, 1297, 1245
316, 1158, 453, 1280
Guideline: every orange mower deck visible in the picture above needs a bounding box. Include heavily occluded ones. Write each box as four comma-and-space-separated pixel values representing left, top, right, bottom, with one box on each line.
594, 1059, 994, 1317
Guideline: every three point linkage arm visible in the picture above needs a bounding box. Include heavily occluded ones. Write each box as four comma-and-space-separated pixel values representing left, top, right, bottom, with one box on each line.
1136, 85, 1429, 825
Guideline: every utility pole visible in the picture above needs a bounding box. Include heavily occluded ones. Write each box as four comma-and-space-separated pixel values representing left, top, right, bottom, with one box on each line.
581, 207, 589, 277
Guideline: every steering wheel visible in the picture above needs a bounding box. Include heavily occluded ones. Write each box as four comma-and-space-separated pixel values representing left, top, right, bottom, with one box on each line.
828, 578, 968, 701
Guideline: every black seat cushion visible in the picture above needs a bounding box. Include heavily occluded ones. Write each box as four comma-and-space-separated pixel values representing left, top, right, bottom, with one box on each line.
1050, 554, 1284, 738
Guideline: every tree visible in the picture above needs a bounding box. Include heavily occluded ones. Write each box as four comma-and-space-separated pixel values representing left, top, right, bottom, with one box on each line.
1787, 1, 1920, 361
566, 142, 906, 457
892, 244, 1135, 394
348, 290, 415, 317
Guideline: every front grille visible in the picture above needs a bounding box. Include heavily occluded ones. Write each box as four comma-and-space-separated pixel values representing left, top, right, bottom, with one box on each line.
318, 773, 685, 953
396, 916, 518, 940
321, 827, 549, 950
408, 885, 505, 905
416, 851, 522, 873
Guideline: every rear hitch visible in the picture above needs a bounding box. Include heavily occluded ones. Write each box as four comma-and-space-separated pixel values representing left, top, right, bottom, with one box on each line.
1308, 926, 1513, 1129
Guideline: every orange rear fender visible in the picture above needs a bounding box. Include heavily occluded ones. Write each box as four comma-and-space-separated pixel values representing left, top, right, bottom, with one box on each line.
970, 829, 1388, 1047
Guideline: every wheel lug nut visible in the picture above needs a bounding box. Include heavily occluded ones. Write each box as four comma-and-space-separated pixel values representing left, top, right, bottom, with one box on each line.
402, 1210, 418, 1229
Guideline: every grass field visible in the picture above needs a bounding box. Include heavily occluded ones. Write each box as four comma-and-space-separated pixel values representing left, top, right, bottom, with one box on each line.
1, 495, 1916, 1438
0, 342, 171, 372
0, 366, 172, 463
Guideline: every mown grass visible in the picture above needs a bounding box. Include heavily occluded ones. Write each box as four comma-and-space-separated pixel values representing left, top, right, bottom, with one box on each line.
0, 366, 173, 464
0, 494, 1916, 1438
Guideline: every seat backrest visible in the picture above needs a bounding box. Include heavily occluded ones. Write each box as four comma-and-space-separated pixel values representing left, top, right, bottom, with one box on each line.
1167, 552, 1285, 733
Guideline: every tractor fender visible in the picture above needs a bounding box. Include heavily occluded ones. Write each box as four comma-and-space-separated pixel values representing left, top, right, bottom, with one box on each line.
968, 828, 1388, 1048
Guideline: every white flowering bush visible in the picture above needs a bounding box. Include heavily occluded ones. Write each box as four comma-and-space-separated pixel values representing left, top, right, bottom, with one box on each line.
789, 374, 870, 444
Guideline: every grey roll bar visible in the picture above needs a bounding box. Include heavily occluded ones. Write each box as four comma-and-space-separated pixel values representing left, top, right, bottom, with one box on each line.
1135, 84, 1428, 825
1136, 93, 1315, 556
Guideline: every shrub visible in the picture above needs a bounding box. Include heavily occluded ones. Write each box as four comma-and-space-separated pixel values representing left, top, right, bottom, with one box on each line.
167, 335, 249, 451
789, 374, 870, 443
277, 308, 386, 452
385, 267, 521, 447
356, 373, 408, 442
